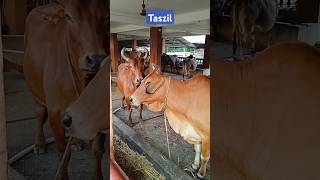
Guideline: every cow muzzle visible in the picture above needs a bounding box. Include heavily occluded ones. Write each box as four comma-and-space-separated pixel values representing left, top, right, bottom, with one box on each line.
63, 112, 73, 128
129, 96, 139, 106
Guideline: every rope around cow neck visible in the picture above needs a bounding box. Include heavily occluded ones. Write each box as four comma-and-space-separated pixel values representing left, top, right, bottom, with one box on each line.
163, 77, 171, 160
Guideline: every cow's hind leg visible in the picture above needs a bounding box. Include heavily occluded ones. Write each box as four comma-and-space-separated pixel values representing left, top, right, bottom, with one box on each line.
92, 133, 105, 180
48, 111, 70, 180
197, 138, 210, 179
34, 100, 47, 154
184, 143, 201, 178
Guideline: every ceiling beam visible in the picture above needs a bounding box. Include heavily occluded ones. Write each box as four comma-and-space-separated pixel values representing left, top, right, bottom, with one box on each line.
111, 24, 147, 33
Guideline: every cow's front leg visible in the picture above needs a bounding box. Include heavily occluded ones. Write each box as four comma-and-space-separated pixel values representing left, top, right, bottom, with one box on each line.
192, 144, 201, 170
126, 98, 133, 126
139, 104, 143, 120
48, 112, 70, 180
92, 133, 105, 180
34, 101, 47, 154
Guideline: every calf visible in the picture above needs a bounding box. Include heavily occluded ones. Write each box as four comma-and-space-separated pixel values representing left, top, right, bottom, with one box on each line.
130, 69, 210, 179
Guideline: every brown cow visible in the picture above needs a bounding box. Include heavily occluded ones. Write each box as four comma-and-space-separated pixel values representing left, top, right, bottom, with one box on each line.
23, 0, 108, 179
232, 0, 278, 59
213, 42, 320, 179
117, 48, 149, 126
130, 70, 210, 179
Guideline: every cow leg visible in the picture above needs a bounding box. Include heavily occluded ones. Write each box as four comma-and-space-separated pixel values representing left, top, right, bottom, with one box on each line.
92, 133, 105, 180
232, 27, 237, 58
249, 33, 256, 54
139, 104, 143, 120
248, 26, 256, 55
121, 96, 125, 109
267, 30, 273, 48
192, 144, 201, 170
125, 98, 133, 126
34, 101, 47, 154
197, 138, 210, 179
48, 111, 70, 180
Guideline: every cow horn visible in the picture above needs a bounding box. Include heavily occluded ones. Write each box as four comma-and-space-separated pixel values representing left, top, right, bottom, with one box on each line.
143, 48, 148, 59
121, 48, 130, 62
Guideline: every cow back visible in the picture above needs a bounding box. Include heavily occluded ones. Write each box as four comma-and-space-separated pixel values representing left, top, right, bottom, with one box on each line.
213, 42, 320, 179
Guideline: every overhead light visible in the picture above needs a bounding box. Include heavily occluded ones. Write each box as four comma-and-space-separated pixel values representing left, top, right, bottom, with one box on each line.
140, 0, 146, 16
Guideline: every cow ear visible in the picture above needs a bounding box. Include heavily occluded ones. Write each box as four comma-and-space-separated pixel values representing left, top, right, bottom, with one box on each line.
146, 77, 164, 94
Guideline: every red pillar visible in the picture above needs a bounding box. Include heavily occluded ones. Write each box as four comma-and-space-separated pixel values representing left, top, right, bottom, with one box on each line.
150, 27, 162, 66
203, 35, 211, 68
110, 33, 119, 72
132, 39, 138, 50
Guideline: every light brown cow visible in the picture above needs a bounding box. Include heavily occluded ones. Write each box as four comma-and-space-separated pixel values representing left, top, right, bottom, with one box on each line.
63, 61, 109, 140
232, 0, 278, 59
117, 48, 149, 126
213, 42, 320, 179
23, 0, 108, 179
130, 70, 210, 179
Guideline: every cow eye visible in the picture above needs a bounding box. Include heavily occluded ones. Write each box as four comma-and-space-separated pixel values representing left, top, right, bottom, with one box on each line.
145, 82, 151, 86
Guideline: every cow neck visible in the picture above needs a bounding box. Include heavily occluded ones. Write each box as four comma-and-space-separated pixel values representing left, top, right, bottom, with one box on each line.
65, 35, 82, 96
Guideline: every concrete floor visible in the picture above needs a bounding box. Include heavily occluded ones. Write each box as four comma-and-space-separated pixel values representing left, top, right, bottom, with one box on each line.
5, 70, 105, 180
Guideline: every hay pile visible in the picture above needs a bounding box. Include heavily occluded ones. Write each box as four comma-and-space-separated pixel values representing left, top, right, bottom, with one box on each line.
114, 135, 165, 180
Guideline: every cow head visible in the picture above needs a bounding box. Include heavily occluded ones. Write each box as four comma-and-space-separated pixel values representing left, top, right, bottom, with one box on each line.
130, 66, 166, 112
121, 47, 150, 87
63, 61, 109, 140
54, 0, 108, 84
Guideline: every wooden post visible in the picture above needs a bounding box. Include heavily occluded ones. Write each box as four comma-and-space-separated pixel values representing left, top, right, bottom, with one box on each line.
132, 39, 138, 50
203, 35, 211, 68
162, 38, 166, 54
150, 27, 162, 66
4, 0, 27, 34
0, 15, 8, 180
110, 33, 119, 72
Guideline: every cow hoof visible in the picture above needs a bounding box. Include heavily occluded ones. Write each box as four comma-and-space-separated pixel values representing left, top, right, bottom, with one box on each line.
128, 123, 134, 127
195, 174, 205, 180
184, 165, 197, 179
71, 143, 84, 152
33, 144, 46, 154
